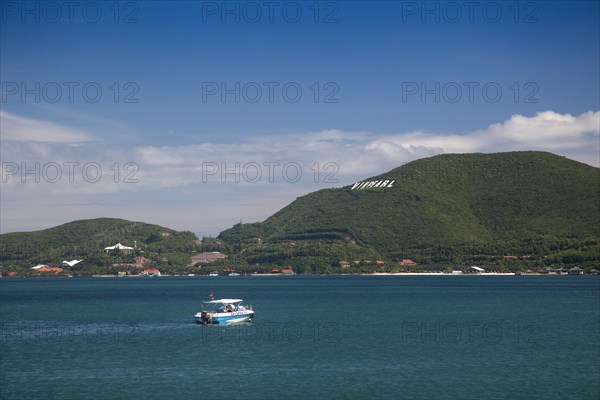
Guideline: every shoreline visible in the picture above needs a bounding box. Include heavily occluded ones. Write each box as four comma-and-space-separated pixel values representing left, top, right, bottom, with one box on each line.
3, 272, 596, 279
367, 272, 517, 276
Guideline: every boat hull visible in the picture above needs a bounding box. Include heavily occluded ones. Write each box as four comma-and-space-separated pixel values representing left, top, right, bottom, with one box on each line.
195, 311, 255, 325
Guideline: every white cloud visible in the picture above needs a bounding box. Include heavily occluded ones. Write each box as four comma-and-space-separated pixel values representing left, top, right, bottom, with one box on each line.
1, 109, 598, 234
362, 110, 600, 167
0, 110, 94, 143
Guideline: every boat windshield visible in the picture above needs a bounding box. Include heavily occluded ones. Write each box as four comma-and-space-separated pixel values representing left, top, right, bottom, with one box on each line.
201, 299, 244, 312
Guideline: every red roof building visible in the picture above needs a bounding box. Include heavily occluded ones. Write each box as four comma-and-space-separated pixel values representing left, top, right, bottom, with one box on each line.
37, 267, 63, 273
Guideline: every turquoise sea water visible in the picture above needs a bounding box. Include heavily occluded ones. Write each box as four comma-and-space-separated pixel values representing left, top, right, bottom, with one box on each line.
1, 276, 599, 399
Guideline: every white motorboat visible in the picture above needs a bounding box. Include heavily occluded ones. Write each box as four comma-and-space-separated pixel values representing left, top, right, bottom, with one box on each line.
194, 299, 254, 324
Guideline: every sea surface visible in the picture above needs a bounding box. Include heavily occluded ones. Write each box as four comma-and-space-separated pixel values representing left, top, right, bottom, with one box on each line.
1, 276, 599, 399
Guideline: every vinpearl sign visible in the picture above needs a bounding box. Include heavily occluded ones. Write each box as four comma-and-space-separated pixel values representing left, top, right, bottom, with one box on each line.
350, 180, 395, 190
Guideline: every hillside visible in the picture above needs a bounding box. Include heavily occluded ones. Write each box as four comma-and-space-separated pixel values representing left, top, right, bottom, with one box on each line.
0, 218, 201, 273
219, 152, 600, 272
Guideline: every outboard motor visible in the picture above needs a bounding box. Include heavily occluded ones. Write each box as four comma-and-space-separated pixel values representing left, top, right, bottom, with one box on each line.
200, 311, 209, 324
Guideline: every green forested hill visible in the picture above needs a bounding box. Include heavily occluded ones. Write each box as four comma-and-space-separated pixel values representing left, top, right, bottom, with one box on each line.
0, 218, 201, 272
219, 152, 600, 271
1, 152, 598, 275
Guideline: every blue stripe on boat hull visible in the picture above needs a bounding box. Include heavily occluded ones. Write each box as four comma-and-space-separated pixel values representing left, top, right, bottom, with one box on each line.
195, 312, 254, 324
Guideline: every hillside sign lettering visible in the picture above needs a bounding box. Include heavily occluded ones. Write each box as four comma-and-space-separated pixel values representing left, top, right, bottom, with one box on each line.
350, 180, 395, 190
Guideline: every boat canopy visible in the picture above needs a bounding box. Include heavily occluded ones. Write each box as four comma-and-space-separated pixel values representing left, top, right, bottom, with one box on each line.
203, 299, 243, 304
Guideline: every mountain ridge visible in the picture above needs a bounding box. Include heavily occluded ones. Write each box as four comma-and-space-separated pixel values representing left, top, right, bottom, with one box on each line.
1, 151, 598, 274
0, 217, 201, 273
218, 151, 599, 271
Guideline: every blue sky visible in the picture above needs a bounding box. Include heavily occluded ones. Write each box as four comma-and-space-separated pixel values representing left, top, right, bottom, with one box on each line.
1, 1, 599, 236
